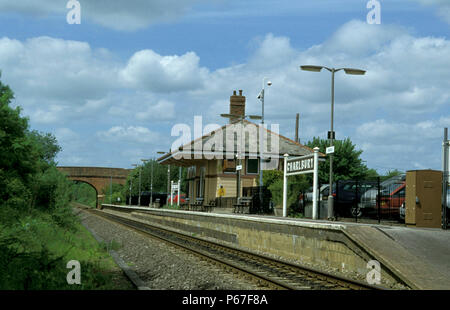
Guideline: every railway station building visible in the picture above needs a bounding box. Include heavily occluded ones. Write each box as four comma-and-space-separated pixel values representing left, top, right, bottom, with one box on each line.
157, 90, 318, 208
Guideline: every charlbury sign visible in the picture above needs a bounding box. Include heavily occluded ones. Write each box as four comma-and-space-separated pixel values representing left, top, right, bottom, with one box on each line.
286, 155, 314, 175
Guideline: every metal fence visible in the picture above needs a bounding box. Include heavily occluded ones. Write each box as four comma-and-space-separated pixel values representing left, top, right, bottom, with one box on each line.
334, 177, 405, 223
302, 175, 407, 224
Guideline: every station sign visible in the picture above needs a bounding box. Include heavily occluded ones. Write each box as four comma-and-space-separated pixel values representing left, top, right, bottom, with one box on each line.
286, 154, 314, 175
236, 165, 242, 171
326, 146, 335, 154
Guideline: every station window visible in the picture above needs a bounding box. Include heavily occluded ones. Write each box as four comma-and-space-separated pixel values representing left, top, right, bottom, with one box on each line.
223, 159, 236, 173
246, 158, 259, 174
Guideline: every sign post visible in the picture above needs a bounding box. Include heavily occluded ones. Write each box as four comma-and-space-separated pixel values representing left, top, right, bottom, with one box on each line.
170, 180, 174, 206
177, 180, 181, 207
283, 154, 288, 217
283, 147, 321, 219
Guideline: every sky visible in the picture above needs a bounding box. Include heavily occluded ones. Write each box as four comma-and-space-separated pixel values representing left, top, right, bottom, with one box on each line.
0, 0, 449, 174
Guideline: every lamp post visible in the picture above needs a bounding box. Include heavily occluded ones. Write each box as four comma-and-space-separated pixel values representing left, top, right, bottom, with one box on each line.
220, 113, 262, 202
300, 65, 365, 220
257, 77, 272, 207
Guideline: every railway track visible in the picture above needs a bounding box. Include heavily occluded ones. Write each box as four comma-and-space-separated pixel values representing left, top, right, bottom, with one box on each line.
86, 208, 384, 290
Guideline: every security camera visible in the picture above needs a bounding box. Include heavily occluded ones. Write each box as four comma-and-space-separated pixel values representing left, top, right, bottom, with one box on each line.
267, 81, 272, 86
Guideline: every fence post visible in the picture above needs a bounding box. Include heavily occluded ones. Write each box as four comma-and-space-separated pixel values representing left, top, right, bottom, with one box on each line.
377, 176, 381, 224
282, 154, 289, 218
312, 147, 319, 220
443, 128, 448, 230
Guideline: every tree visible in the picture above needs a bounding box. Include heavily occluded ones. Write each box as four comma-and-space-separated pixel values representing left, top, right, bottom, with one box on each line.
0, 73, 36, 209
0, 73, 65, 212
305, 137, 378, 184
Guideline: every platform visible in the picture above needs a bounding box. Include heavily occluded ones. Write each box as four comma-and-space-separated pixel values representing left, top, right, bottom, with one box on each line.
101, 204, 450, 289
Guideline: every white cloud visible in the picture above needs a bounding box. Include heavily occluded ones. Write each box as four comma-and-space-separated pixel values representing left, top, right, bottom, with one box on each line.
0, 36, 119, 102
97, 126, 161, 144
120, 50, 209, 93
136, 100, 176, 121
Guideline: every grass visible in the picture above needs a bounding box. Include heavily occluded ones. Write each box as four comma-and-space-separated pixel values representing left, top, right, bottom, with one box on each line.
0, 207, 134, 290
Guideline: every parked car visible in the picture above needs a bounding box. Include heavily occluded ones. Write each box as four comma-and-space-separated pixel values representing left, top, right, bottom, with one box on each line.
358, 174, 406, 218
304, 181, 377, 217
304, 184, 329, 203
329, 180, 378, 217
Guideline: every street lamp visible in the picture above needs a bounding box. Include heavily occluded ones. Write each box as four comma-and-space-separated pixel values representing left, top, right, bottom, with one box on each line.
300, 65, 365, 220
220, 113, 262, 202
257, 77, 272, 206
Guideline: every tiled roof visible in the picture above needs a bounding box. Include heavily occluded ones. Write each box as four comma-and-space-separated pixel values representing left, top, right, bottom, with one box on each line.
158, 120, 323, 166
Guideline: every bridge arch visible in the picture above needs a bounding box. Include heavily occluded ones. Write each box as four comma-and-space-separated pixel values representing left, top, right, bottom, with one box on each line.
57, 167, 130, 208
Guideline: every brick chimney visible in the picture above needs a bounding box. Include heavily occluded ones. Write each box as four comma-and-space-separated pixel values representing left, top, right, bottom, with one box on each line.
229, 90, 245, 123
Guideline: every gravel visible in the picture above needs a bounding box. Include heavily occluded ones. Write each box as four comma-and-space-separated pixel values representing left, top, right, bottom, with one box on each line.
76, 208, 261, 290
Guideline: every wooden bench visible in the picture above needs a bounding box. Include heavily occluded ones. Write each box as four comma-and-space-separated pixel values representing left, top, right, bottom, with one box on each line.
190, 199, 204, 211
233, 197, 252, 214
203, 200, 216, 212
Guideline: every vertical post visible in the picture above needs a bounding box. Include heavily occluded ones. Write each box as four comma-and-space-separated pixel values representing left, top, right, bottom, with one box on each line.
129, 178, 132, 206
178, 179, 181, 207
282, 154, 289, 217
313, 147, 319, 220
178, 166, 182, 207
170, 180, 174, 206
260, 88, 264, 188
295, 113, 300, 143
237, 155, 241, 202
138, 166, 141, 207
377, 176, 381, 224
167, 164, 170, 195
259, 122, 264, 207
110, 175, 112, 204
443, 128, 448, 230
150, 159, 153, 207
328, 69, 335, 220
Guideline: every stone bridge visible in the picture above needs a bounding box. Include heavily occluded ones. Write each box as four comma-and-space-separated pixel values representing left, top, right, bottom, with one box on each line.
57, 166, 130, 208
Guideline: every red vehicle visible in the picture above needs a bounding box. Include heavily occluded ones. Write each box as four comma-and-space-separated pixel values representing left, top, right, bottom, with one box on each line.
378, 182, 405, 217
168, 193, 186, 204
358, 174, 406, 219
